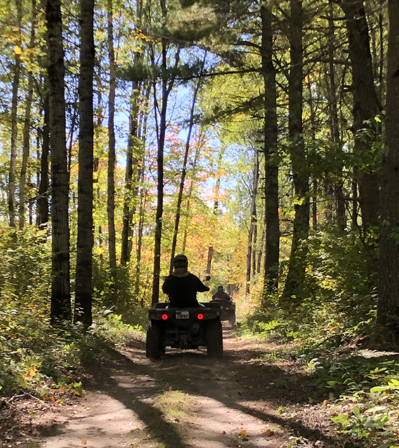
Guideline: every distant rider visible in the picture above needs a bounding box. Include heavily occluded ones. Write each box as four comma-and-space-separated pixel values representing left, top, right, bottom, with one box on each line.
162, 254, 210, 307
212, 285, 232, 301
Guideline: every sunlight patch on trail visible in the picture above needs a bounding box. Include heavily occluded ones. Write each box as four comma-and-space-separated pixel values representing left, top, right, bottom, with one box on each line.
189, 396, 281, 447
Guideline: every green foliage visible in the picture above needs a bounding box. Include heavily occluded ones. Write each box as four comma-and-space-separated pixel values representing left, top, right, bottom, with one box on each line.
238, 221, 399, 445
331, 406, 389, 440
0, 227, 144, 397
242, 228, 378, 347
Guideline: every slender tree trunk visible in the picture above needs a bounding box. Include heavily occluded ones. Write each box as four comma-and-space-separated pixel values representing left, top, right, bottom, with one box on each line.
340, 0, 381, 236
378, 8, 384, 102
152, 81, 167, 304
252, 219, 257, 277
261, 1, 279, 296
257, 230, 264, 274
206, 247, 213, 275
213, 144, 224, 214
67, 103, 77, 177
9, 0, 23, 228
352, 174, 358, 229
19, 71, 34, 229
19, 0, 36, 230
151, 38, 180, 304
307, 76, 318, 230
134, 88, 150, 297
135, 185, 146, 300
94, 62, 104, 260
169, 58, 205, 273
282, 0, 309, 304
312, 179, 317, 229
182, 138, 202, 252
46, 0, 71, 323
37, 94, 49, 228
377, 0, 399, 333
327, 0, 345, 230
106, 0, 117, 297
122, 0, 145, 267
75, 0, 94, 326
121, 83, 148, 266
246, 150, 259, 295
121, 85, 138, 266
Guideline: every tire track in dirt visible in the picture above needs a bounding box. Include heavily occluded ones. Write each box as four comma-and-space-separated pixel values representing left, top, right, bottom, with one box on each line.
35, 325, 338, 448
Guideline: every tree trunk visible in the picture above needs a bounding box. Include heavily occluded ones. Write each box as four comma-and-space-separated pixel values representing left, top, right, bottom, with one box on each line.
252, 219, 257, 277
134, 88, 150, 299
94, 65, 104, 262
213, 145, 225, 214
9, 0, 23, 228
327, 0, 346, 230
19, 71, 34, 229
377, 0, 399, 333
121, 82, 148, 266
206, 246, 213, 275
46, 0, 71, 323
151, 36, 180, 304
340, 0, 381, 236
282, 0, 309, 304
37, 94, 50, 228
257, 230, 264, 274
246, 150, 259, 295
182, 137, 202, 252
67, 103, 78, 178
169, 58, 205, 274
106, 0, 117, 299
306, 75, 318, 230
75, 0, 94, 326
121, 0, 145, 267
152, 80, 167, 304
135, 184, 147, 301
261, 1, 280, 295
121, 84, 138, 266
19, 0, 36, 230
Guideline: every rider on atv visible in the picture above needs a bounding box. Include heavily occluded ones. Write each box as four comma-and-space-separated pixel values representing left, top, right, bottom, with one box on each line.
162, 254, 210, 307
212, 285, 232, 301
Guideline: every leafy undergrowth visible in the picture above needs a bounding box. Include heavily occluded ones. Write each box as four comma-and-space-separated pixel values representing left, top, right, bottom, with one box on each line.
0, 309, 144, 447
235, 315, 399, 448
0, 310, 143, 399
233, 228, 399, 448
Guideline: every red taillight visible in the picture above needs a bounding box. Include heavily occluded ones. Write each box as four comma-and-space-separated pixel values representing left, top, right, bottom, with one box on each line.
197, 313, 204, 320
161, 314, 168, 320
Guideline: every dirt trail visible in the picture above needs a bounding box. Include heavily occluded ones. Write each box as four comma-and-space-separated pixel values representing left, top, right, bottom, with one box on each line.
12, 326, 338, 448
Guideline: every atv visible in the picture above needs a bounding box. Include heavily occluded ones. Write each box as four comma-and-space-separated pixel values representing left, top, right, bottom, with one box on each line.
210, 298, 236, 325
146, 302, 223, 360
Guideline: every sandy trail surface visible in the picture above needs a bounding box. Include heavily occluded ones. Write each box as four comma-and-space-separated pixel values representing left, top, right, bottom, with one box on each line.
4, 325, 342, 448
38, 326, 288, 448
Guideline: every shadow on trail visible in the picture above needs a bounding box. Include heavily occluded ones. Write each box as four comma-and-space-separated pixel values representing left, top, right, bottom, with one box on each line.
79, 327, 362, 448
82, 345, 191, 447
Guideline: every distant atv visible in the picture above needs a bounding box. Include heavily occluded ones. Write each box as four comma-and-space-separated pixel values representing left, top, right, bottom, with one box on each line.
146, 302, 223, 360
211, 298, 236, 325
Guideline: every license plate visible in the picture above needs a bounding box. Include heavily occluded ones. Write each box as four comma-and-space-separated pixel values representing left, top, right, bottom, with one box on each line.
176, 310, 189, 319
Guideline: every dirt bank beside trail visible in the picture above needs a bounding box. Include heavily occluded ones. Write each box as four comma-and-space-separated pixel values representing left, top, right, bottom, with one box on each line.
2, 326, 343, 448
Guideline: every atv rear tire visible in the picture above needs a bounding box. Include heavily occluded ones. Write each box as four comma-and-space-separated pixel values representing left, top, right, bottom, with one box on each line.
146, 322, 162, 360
206, 321, 223, 359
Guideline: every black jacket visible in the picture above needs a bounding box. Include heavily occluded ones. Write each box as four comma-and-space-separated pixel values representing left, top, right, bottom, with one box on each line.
212, 290, 232, 301
162, 272, 209, 307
